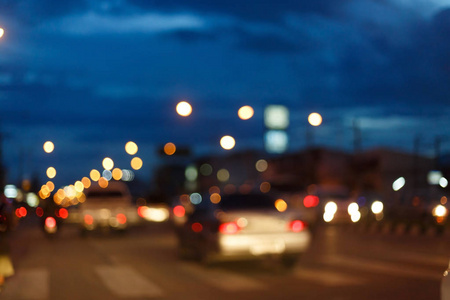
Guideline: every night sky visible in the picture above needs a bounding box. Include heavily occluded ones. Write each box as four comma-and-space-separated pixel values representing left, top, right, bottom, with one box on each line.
0, 0, 449, 187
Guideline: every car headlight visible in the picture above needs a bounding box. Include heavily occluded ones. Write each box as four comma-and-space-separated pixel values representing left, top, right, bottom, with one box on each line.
324, 201, 337, 214
347, 202, 359, 215
432, 205, 448, 218
371, 201, 384, 214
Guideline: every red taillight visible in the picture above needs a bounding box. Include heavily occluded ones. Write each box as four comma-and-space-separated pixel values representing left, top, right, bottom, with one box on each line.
219, 222, 240, 234
36, 207, 44, 217
116, 213, 127, 224
173, 205, 185, 218
137, 206, 147, 218
289, 220, 306, 232
84, 214, 94, 225
191, 222, 203, 233
15, 207, 27, 218
59, 208, 69, 219
304, 195, 319, 208
45, 217, 57, 229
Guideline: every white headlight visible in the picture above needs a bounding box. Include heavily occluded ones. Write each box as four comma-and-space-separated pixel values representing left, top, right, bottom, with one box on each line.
371, 201, 384, 214
347, 202, 359, 215
325, 201, 338, 214
432, 205, 448, 218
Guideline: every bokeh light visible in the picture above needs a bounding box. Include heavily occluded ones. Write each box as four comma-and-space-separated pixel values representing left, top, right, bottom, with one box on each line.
176, 101, 192, 117
308, 112, 322, 126
46, 167, 56, 179
43, 141, 55, 153
74, 181, 84, 193
200, 164, 213, 176
81, 177, 91, 189
102, 157, 114, 170
131, 157, 143, 170
164, 142, 176, 155
125, 141, 138, 155
98, 177, 109, 188
112, 168, 123, 180
90, 169, 101, 182
275, 199, 288, 212
46, 181, 55, 192
210, 193, 221, 204
255, 159, 268, 172
220, 135, 235, 150
217, 169, 230, 182
238, 105, 254, 120
260, 182, 271, 193
0, 28, 4, 38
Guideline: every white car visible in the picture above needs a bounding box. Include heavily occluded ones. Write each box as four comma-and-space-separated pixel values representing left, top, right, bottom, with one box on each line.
443, 259, 450, 300
174, 192, 312, 268
78, 181, 138, 232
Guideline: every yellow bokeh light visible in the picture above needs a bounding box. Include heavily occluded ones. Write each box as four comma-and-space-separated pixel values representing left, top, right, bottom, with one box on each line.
164, 142, 176, 155
238, 105, 254, 120
102, 157, 114, 170
125, 141, 138, 155
46, 181, 55, 192
210, 193, 221, 204
275, 199, 288, 212
220, 135, 235, 150
112, 168, 123, 180
46, 167, 56, 179
43, 141, 55, 153
0, 28, 4, 38
131, 157, 143, 170
74, 181, 84, 193
90, 169, 101, 182
308, 112, 323, 126
98, 177, 109, 188
176, 101, 192, 117
81, 177, 91, 189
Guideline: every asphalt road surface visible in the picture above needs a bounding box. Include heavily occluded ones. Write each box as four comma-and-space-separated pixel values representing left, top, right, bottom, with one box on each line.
1, 217, 449, 300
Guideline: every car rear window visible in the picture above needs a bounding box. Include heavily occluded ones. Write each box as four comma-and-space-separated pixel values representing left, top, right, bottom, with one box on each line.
86, 191, 125, 198
219, 194, 275, 211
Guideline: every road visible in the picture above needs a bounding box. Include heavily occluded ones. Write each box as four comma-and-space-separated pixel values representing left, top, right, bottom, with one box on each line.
1, 217, 449, 300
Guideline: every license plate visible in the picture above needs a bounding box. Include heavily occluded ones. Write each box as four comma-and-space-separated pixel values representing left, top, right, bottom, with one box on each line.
250, 241, 285, 255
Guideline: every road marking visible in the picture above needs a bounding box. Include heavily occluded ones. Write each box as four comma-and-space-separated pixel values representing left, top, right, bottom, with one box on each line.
293, 268, 366, 286
179, 263, 265, 291
323, 255, 442, 280
95, 264, 163, 298
1, 268, 49, 300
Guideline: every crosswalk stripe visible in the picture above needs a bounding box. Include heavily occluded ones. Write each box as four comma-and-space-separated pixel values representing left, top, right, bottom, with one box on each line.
323, 255, 443, 280
179, 263, 266, 292
293, 267, 366, 286
95, 264, 164, 298
1, 268, 49, 300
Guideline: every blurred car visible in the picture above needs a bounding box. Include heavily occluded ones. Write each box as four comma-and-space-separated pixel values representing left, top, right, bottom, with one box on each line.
77, 181, 138, 232
443, 259, 450, 300
173, 192, 312, 268
321, 193, 361, 224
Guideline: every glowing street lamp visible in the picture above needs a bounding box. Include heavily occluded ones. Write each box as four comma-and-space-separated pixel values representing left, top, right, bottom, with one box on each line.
43, 141, 55, 153
102, 157, 114, 170
176, 101, 192, 117
125, 141, 138, 155
308, 112, 322, 126
220, 135, 235, 150
238, 105, 254, 120
46, 167, 57, 179
0, 28, 4, 39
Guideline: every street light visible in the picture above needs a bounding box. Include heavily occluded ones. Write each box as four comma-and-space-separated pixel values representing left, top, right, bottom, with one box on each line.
308, 112, 322, 126
176, 101, 192, 117
0, 28, 4, 39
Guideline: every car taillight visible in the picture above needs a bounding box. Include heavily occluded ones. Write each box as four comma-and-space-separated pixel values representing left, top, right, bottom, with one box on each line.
289, 220, 306, 232
84, 214, 94, 225
116, 213, 127, 224
219, 222, 240, 234
45, 217, 57, 229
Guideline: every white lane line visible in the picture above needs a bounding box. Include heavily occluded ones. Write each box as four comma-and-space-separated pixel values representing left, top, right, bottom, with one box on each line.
1, 268, 49, 300
293, 268, 366, 286
179, 263, 265, 292
95, 265, 163, 298
323, 255, 442, 280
